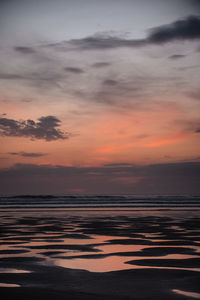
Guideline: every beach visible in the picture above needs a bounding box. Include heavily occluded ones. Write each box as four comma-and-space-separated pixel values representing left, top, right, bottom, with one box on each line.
0, 198, 200, 299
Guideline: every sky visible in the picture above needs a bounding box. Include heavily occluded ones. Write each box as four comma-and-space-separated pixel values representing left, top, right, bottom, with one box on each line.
0, 0, 200, 195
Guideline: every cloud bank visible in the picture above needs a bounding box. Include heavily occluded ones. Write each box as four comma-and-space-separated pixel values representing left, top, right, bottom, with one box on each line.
0, 162, 199, 195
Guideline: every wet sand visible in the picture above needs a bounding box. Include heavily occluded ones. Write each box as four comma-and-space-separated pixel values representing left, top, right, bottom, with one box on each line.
0, 210, 200, 299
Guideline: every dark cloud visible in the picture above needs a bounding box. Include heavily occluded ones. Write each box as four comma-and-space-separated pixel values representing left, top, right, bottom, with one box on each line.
188, 0, 200, 8
9, 152, 47, 157
0, 72, 62, 84
0, 73, 24, 80
0, 161, 199, 195
68, 34, 145, 50
103, 79, 118, 86
196, 129, 200, 133
91, 62, 111, 68
169, 54, 186, 59
48, 15, 200, 52
103, 163, 134, 167
64, 67, 84, 74
147, 15, 200, 44
0, 116, 69, 141
14, 46, 36, 54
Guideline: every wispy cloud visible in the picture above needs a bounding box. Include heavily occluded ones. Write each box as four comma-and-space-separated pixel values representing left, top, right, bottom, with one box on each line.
103, 79, 118, 86
8, 152, 47, 157
0, 74, 24, 80
169, 54, 186, 60
0, 116, 69, 141
14, 46, 36, 54
91, 62, 111, 68
0, 71, 63, 83
64, 67, 85, 74
45, 15, 200, 52
68, 34, 145, 50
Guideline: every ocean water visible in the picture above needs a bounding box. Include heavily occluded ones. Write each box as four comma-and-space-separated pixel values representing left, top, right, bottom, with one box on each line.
0, 194, 200, 210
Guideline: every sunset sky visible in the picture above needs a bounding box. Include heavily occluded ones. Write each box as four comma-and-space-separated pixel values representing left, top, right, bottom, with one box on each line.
0, 0, 200, 194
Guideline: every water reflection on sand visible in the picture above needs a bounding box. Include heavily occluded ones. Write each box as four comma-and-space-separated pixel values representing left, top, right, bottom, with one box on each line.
173, 289, 200, 299
0, 283, 20, 287
0, 209, 200, 274
54, 253, 200, 273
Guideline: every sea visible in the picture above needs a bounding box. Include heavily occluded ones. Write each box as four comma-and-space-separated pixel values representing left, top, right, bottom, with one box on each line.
0, 194, 200, 211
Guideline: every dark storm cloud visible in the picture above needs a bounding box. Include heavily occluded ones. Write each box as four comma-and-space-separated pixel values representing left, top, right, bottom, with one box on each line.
169, 54, 186, 59
49, 15, 200, 51
64, 67, 85, 74
14, 46, 36, 54
0, 116, 69, 141
0, 162, 199, 194
9, 152, 47, 157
